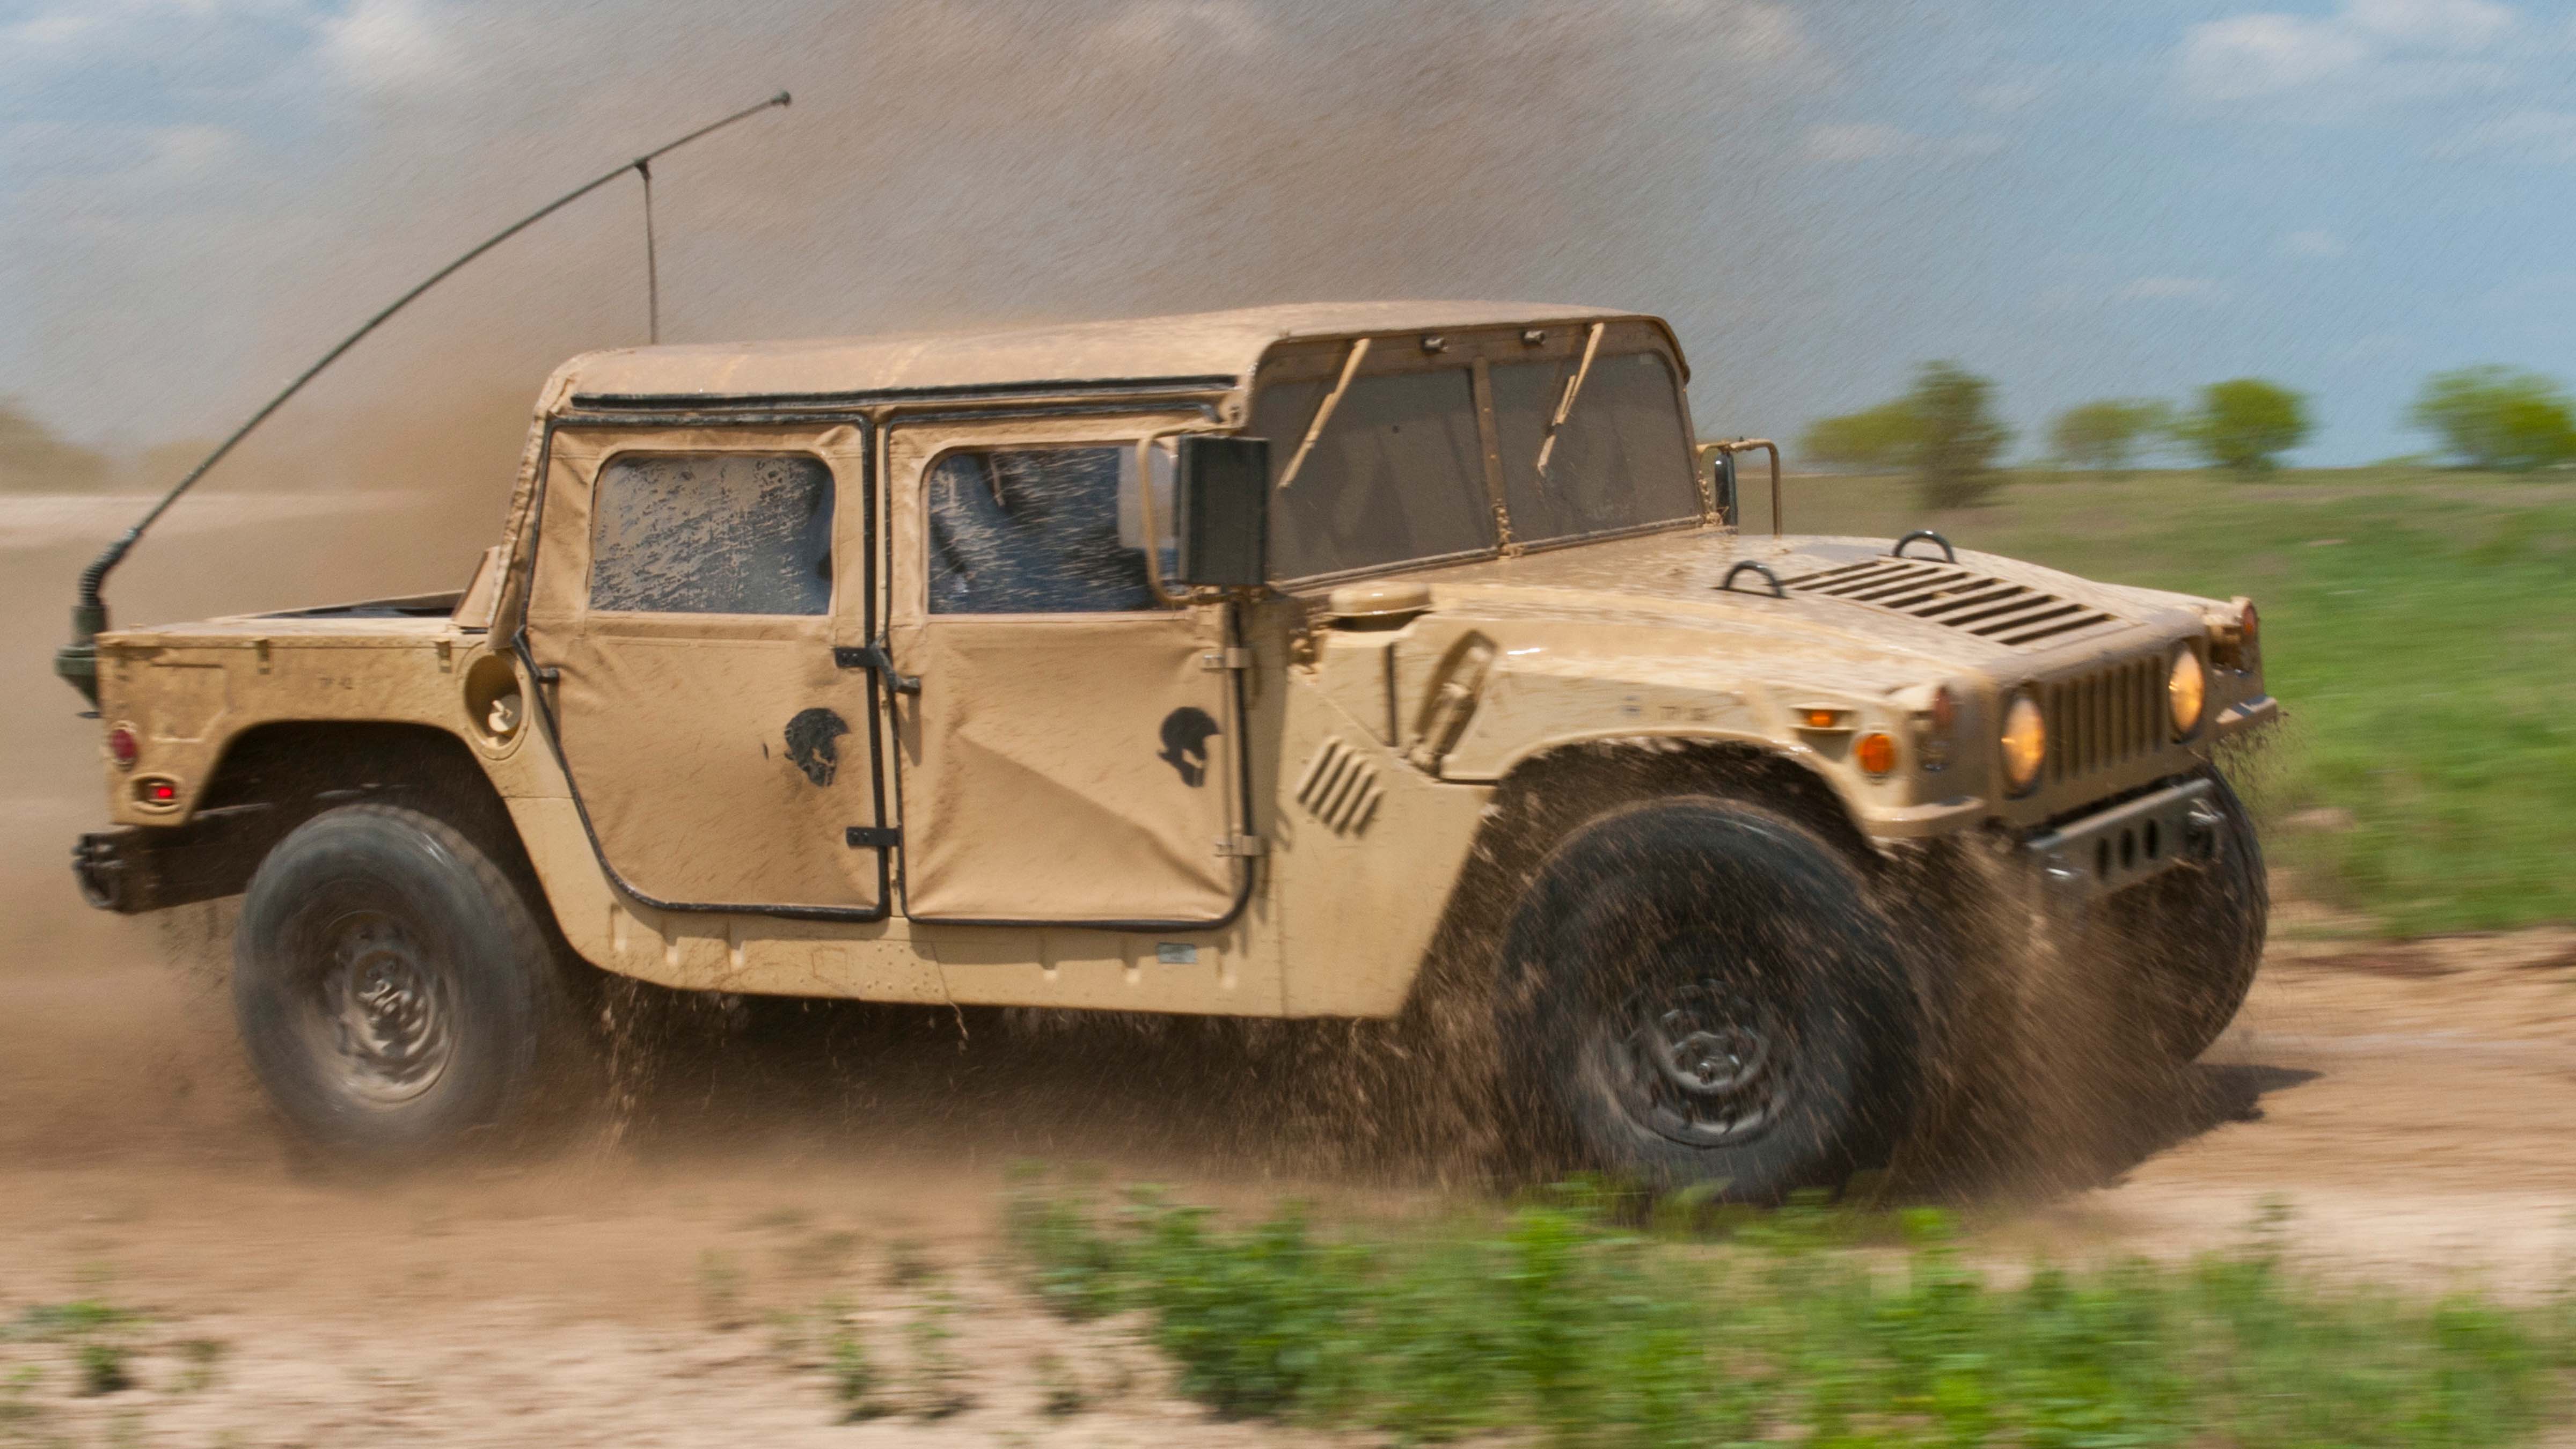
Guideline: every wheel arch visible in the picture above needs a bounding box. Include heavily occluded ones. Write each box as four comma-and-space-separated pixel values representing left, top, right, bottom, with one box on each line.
155, 720, 528, 906
1404, 736, 1880, 1014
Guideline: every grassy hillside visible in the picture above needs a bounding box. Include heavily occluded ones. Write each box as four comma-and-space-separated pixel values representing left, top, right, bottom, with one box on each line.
1766, 467, 2576, 938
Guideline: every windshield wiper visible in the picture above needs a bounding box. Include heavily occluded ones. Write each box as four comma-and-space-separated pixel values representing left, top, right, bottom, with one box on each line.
1275, 336, 1373, 491
1533, 321, 1606, 478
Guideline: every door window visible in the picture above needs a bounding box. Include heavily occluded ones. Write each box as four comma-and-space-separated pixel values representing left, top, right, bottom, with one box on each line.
926, 447, 1165, 614
588, 452, 833, 614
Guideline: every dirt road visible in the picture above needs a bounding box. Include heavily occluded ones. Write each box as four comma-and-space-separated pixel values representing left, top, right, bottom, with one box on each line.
7, 495, 2575, 1444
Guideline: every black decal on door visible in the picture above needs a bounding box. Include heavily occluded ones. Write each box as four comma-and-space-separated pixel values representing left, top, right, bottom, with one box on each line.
784, 708, 850, 786
1157, 707, 1220, 787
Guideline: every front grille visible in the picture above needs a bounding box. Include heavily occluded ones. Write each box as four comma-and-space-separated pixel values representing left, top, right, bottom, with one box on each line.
1776, 559, 2123, 648
2043, 657, 2168, 787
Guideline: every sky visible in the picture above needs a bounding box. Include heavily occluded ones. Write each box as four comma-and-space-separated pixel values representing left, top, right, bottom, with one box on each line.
2, 0, 2572, 474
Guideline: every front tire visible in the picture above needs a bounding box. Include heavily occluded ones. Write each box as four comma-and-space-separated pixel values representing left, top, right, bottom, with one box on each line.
233, 803, 580, 1161
1496, 799, 1921, 1201
2103, 771, 2267, 1062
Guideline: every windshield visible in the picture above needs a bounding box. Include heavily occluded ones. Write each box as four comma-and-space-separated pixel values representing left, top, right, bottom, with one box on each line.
1253, 341, 1697, 582
1491, 351, 1699, 543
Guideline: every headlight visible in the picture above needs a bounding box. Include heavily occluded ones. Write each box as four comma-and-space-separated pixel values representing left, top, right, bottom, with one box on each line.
2168, 647, 2206, 737
2001, 691, 2046, 794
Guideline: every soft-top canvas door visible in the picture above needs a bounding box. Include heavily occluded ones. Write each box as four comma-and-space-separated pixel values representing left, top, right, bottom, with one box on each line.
888, 417, 1241, 924
523, 423, 888, 915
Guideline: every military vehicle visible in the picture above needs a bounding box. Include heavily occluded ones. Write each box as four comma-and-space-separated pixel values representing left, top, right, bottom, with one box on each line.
59, 302, 2274, 1195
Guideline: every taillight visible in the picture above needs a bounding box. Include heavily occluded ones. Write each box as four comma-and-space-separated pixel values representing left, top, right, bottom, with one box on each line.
106, 726, 138, 769
135, 778, 179, 807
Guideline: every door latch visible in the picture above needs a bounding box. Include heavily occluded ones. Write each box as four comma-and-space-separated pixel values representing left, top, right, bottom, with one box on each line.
845, 825, 902, 849
833, 640, 920, 695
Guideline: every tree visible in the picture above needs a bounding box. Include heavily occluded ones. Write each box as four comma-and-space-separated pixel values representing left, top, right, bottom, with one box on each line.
2180, 378, 2309, 476
1798, 399, 1920, 472
0, 398, 108, 491
2408, 366, 2576, 472
1909, 361, 2012, 508
2048, 398, 2175, 474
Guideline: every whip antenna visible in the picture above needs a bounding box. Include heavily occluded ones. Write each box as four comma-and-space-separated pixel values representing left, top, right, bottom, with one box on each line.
53, 90, 791, 706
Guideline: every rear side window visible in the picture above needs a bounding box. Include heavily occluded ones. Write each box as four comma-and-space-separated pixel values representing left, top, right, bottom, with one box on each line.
589, 453, 833, 614
926, 448, 1158, 614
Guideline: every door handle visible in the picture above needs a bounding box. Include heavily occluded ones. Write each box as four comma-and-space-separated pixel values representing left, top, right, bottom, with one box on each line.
833, 640, 920, 695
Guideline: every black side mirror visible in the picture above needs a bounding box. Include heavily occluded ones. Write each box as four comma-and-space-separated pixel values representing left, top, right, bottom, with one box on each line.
1696, 442, 1739, 526
1174, 435, 1269, 589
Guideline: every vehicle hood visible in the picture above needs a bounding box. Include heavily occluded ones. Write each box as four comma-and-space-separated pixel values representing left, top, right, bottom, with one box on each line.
1391, 528, 2216, 691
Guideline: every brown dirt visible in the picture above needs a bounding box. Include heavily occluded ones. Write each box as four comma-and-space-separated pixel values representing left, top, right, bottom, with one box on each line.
9, 496, 2576, 1443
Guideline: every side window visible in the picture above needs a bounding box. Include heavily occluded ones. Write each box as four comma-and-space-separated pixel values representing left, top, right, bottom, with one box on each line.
589, 453, 833, 614
926, 447, 1162, 614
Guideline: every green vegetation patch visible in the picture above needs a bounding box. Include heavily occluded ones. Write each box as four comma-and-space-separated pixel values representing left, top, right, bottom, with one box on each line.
1781, 469, 2576, 936
1009, 1181, 2571, 1446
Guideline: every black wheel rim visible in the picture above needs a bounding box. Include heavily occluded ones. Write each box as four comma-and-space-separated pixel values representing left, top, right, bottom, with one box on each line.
299, 908, 457, 1107
1597, 975, 1786, 1148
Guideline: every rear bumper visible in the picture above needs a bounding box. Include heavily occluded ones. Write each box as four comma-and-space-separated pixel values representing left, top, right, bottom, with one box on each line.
2022, 778, 2218, 903
72, 804, 275, 914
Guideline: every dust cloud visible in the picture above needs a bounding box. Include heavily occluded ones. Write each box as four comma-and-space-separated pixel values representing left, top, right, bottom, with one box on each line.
4, 0, 1839, 1175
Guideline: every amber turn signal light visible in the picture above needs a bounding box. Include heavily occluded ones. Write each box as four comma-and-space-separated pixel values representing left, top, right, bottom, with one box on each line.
1855, 731, 1898, 777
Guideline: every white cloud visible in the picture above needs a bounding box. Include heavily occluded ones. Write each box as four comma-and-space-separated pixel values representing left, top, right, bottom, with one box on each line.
1967, 77, 2051, 114
2176, 0, 2518, 104
1803, 123, 2006, 163
2279, 228, 2348, 258
2115, 276, 2226, 302
2344, 0, 2515, 50
2441, 107, 2576, 160
320, 0, 459, 92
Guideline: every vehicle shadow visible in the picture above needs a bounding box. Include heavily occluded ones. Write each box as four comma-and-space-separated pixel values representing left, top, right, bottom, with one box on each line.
1901, 1055, 2324, 1206
589, 988, 2326, 1205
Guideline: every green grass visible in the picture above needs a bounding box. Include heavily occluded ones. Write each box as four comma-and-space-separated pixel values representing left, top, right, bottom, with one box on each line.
1767, 467, 2576, 936
1008, 1180, 2573, 1446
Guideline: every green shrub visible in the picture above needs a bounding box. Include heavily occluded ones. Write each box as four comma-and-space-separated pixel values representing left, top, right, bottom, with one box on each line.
2184, 377, 2312, 475
2410, 366, 2576, 472
1008, 1182, 2570, 1446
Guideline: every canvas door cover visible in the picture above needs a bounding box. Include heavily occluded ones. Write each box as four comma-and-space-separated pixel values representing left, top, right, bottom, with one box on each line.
888, 418, 1240, 923
523, 423, 885, 913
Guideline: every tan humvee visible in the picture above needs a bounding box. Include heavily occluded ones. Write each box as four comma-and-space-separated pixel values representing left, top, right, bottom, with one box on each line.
70, 302, 2276, 1191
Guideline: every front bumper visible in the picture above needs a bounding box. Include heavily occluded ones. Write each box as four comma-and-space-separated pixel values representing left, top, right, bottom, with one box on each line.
2022, 778, 2219, 902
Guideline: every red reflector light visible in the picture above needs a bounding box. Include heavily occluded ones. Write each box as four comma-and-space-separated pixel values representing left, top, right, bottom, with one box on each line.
136, 779, 178, 806
106, 727, 138, 768
2241, 601, 2259, 645
1928, 686, 1958, 734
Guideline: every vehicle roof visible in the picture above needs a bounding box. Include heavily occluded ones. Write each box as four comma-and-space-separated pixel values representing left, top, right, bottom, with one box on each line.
552, 301, 1677, 404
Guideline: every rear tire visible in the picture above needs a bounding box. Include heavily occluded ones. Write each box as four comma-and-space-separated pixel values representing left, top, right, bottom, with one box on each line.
1496, 798, 1921, 1201
2103, 771, 2267, 1062
233, 803, 582, 1162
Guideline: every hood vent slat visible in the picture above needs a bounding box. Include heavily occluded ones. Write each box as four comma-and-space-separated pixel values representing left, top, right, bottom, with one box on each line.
1774, 558, 2122, 648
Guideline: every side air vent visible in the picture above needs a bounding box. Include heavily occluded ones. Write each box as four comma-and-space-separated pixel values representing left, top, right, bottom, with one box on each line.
1293, 737, 1384, 836
1776, 559, 2123, 648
